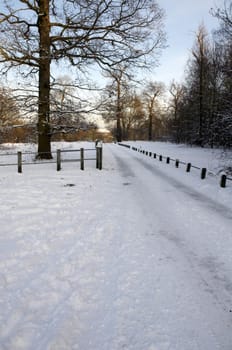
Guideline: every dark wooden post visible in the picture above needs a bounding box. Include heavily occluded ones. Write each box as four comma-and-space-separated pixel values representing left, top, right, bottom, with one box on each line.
201, 168, 207, 179
96, 143, 103, 170
96, 147, 99, 169
17, 152, 22, 173
159, 155, 162, 161
166, 157, 170, 164
186, 163, 191, 172
154, 153, 156, 158
98, 146, 103, 170
220, 174, 227, 188
175, 159, 179, 168
80, 148, 84, 170
57, 149, 61, 171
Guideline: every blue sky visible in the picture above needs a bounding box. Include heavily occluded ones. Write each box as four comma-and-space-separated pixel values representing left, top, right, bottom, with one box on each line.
0, 0, 224, 89
152, 0, 224, 86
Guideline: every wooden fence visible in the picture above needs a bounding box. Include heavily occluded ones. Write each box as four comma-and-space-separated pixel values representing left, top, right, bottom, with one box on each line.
0, 145, 103, 173
118, 143, 232, 188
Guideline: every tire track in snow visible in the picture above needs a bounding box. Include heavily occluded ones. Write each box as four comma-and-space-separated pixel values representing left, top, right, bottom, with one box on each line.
108, 144, 232, 349
131, 152, 232, 220
110, 145, 232, 306
0, 234, 82, 345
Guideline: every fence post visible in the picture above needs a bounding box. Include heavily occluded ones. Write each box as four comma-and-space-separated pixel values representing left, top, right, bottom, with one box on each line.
154, 153, 156, 158
166, 157, 170, 164
96, 143, 103, 170
159, 155, 162, 161
80, 148, 84, 170
17, 151, 22, 173
186, 163, 191, 172
98, 146, 103, 170
220, 174, 227, 188
201, 168, 207, 179
96, 147, 99, 169
175, 159, 179, 168
57, 149, 61, 171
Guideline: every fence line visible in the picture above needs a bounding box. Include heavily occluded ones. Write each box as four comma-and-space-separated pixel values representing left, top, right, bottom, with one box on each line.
118, 143, 231, 188
0, 146, 103, 173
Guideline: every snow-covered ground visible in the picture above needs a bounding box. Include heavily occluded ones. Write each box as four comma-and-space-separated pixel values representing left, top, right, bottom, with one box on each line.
0, 141, 232, 350
123, 140, 232, 176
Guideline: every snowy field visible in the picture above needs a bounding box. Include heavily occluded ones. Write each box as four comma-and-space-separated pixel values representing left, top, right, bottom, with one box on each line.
0, 141, 232, 350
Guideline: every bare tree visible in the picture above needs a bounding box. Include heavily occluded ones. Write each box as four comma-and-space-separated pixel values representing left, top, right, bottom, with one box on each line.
191, 24, 211, 144
0, 87, 24, 142
50, 75, 99, 139
122, 92, 146, 140
0, 87, 20, 127
168, 81, 185, 142
211, 0, 232, 40
0, 0, 166, 157
102, 64, 134, 142
143, 81, 165, 140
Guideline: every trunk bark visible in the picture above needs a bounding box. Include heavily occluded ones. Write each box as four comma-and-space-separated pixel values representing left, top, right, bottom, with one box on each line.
148, 99, 155, 141
148, 112, 152, 141
199, 57, 203, 145
116, 79, 122, 142
37, 0, 52, 159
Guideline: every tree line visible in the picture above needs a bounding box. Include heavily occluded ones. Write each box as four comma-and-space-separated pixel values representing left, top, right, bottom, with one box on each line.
0, 1, 231, 150
167, 4, 231, 148
0, 0, 165, 157
101, 1, 232, 148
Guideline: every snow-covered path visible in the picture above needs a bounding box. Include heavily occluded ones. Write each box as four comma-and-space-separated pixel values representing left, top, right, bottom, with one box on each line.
0, 143, 232, 349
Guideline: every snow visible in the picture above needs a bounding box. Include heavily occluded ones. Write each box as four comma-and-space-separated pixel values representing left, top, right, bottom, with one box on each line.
125, 140, 232, 175
0, 141, 232, 350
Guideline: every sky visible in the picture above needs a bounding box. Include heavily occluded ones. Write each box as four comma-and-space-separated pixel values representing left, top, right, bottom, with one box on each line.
0, 0, 225, 92
151, 0, 224, 86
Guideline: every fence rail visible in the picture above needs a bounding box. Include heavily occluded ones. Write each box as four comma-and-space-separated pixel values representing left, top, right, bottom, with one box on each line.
118, 143, 231, 188
0, 146, 103, 173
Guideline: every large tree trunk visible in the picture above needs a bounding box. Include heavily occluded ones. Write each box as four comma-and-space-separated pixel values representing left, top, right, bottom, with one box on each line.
37, 0, 52, 159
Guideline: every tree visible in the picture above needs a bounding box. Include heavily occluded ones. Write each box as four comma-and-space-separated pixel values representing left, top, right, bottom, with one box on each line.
102, 64, 135, 142
143, 81, 165, 140
105, 66, 126, 142
206, 41, 224, 147
168, 81, 186, 143
50, 76, 85, 136
211, 0, 232, 40
0, 0, 166, 158
164, 3, 231, 148
177, 24, 213, 146
0, 87, 19, 127
102, 67, 147, 141
213, 1, 232, 147
203, 1, 232, 148
190, 24, 211, 145
0, 86, 24, 142
122, 93, 146, 140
